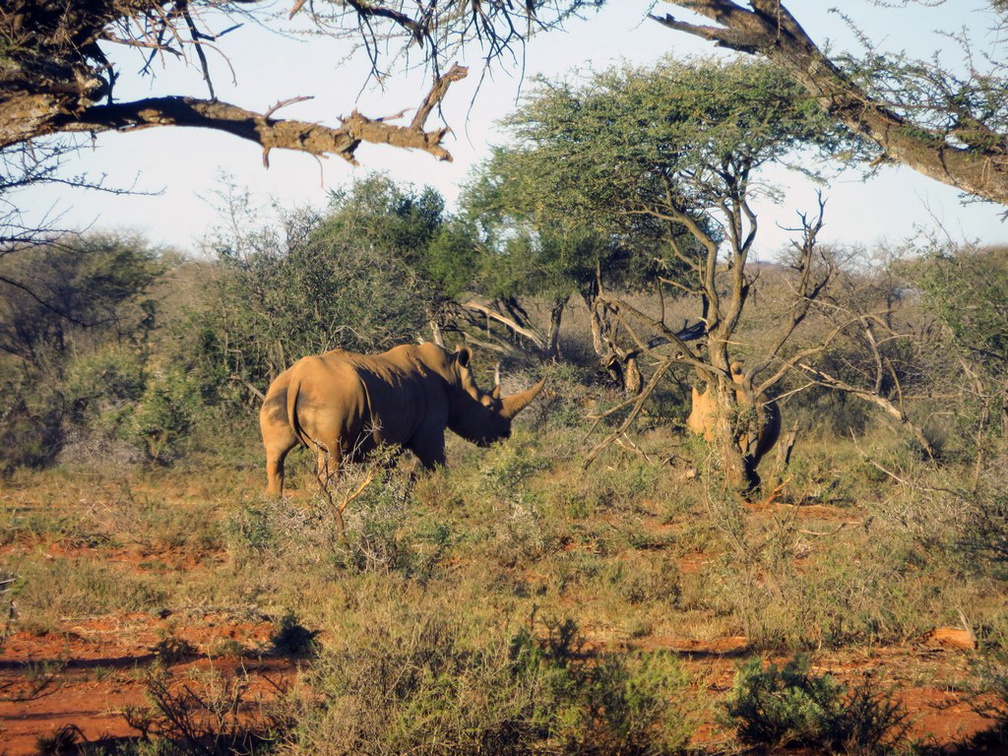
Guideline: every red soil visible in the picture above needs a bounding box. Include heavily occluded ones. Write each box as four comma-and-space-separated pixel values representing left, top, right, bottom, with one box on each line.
0, 610, 297, 755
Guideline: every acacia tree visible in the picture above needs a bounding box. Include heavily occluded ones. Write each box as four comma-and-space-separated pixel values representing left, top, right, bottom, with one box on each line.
502, 57, 857, 487
462, 148, 672, 364
651, 1, 1008, 206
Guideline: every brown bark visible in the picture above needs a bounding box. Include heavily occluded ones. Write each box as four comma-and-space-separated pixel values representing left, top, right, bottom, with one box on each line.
2, 64, 468, 165
709, 381, 750, 490
651, 1, 1008, 206
545, 294, 569, 359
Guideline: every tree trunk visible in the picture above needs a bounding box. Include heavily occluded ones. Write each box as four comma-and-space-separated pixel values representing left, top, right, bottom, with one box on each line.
708, 381, 751, 491
546, 294, 569, 359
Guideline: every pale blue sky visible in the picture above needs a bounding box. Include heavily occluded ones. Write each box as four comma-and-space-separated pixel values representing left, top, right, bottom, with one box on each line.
15, 1, 1008, 256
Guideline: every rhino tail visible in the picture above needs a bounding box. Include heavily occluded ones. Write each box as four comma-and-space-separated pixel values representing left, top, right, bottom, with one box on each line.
286, 375, 310, 448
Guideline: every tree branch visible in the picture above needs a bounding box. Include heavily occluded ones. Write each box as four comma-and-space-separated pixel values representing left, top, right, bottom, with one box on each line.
38, 64, 467, 165
651, 0, 1008, 206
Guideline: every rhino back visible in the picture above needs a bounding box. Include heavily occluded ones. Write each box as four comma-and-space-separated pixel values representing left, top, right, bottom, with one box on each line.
293, 349, 452, 453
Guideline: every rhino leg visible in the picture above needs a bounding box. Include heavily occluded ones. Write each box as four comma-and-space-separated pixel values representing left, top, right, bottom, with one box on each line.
407, 429, 447, 471
261, 388, 299, 497
265, 446, 293, 497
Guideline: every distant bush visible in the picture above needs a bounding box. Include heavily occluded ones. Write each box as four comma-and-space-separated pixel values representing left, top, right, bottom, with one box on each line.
0, 232, 164, 471
130, 365, 202, 462
0, 372, 64, 472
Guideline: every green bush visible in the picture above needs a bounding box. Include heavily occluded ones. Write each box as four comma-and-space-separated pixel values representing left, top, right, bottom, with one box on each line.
63, 345, 147, 429
131, 366, 202, 462
725, 655, 910, 754
297, 614, 694, 756
0, 373, 64, 472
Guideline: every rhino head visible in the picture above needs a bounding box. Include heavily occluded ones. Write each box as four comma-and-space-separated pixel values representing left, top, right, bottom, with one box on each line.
447, 347, 546, 447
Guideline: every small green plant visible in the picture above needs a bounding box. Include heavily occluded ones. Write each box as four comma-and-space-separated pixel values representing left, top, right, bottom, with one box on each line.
725, 655, 910, 754
151, 633, 198, 664
270, 610, 319, 657
209, 638, 247, 659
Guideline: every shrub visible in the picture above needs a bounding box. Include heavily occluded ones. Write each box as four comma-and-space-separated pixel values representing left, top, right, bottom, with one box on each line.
271, 610, 320, 657
131, 366, 203, 462
725, 655, 910, 755
0, 376, 64, 472
296, 613, 694, 756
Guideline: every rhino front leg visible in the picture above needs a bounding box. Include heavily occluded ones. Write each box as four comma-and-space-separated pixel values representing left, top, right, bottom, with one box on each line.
408, 430, 447, 471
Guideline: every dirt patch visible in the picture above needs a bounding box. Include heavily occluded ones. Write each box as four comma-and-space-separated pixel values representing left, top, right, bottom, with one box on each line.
0, 611, 298, 755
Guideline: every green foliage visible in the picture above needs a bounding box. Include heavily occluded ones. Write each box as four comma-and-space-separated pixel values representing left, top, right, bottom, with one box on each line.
426, 220, 479, 297
906, 244, 1008, 451
0, 232, 163, 470
270, 610, 320, 657
130, 366, 202, 463
473, 56, 852, 254
193, 176, 468, 399
0, 231, 161, 372
726, 656, 910, 754
0, 369, 64, 472
64, 344, 147, 429
300, 613, 692, 756
500, 56, 851, 212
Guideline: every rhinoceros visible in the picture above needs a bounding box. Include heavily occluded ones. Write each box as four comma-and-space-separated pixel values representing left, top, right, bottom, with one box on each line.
687, 362, 781, 487
259, 342, 546, 497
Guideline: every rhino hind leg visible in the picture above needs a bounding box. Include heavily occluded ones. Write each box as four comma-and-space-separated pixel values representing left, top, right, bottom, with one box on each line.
261, 388, 299, 497
264, 445, 293, 497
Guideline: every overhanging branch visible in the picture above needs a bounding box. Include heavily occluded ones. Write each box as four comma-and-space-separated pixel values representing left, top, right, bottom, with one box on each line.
32, 64, 469, 166
651, 0, 1008, 206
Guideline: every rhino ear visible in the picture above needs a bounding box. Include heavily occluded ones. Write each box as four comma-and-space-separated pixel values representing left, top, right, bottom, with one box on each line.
455, 345, 473, 369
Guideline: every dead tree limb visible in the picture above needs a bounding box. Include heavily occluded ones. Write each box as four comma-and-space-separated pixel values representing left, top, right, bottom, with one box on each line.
33, 64, 468, 166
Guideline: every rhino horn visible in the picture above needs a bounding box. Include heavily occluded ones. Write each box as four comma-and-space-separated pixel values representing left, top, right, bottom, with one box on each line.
500, 376, 547, 420
492, 364, 502, 400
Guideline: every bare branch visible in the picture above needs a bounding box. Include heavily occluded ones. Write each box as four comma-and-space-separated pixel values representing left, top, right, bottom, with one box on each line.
38, 73, 466, 165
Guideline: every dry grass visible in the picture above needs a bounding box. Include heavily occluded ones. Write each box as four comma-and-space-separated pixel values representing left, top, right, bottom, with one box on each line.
1, 387, 1006, 753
